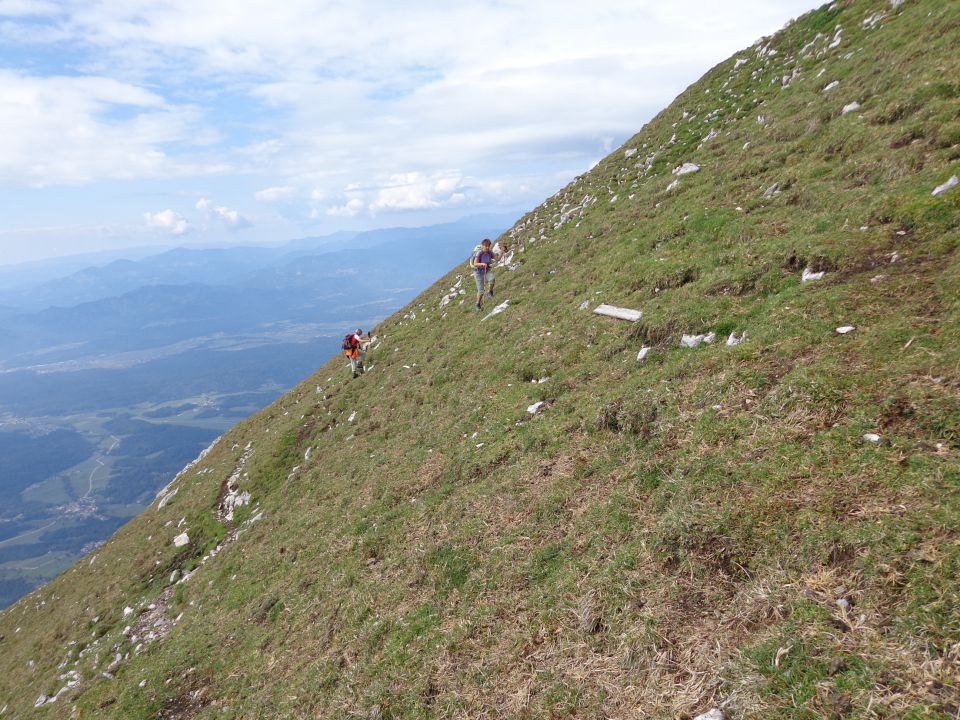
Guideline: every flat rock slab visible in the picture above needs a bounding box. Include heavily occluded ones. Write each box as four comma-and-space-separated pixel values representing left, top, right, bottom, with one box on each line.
593, 304, 642, 322
673, 162, 701, 175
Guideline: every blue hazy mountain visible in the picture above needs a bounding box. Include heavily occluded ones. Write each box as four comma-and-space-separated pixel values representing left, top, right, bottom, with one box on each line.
0, 215, 512, 312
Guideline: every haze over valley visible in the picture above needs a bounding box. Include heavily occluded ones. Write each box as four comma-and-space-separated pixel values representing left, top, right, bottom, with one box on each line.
0, 215, 508, 607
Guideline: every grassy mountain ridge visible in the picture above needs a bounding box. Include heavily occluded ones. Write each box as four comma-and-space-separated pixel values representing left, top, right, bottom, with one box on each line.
1, 0, 959, 717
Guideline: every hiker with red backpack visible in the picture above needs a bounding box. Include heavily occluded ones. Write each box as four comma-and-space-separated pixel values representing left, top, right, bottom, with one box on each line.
342, 328, 372, 378
471, 238, 504, 311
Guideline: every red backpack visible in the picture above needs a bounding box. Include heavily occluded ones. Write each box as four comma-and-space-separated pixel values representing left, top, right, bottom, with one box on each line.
342, 333, 358, 351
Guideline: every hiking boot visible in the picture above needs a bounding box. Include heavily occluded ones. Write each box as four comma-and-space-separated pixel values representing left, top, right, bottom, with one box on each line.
488, 288, 494, 298
475, 302, 482, 311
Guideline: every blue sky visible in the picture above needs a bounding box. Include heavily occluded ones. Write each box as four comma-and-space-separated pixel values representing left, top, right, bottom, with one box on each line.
0, 0, 821, 266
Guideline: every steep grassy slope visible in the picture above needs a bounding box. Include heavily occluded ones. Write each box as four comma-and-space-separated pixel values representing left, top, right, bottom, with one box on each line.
2, 1, 958, 717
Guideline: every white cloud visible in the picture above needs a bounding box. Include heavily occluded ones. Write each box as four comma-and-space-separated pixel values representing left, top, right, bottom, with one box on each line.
196, 197, 251, 229
0, 0, 822, 250
325, 198, 364, 217
255, 186, 295, 203
0, 0, 59, 16
369, 172, 466, 212
0, 69, 223, 186
145, 209, 191, 235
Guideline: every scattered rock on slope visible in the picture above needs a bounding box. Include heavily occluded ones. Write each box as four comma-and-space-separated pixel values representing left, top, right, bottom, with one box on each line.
693, 710, 725, 720
681, 332, 716, 348
673, 162, 701, 175
932, 175, 958, 196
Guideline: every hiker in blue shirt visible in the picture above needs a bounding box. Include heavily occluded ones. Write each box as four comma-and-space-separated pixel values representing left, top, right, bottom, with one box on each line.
472, 238, 502, 311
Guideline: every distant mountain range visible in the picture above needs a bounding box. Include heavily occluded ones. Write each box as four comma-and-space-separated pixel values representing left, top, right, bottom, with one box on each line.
0, 215, 508, 312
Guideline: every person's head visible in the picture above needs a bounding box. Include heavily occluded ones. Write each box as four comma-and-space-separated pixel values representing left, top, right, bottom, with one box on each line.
481, 238, 492, 249
356, 328, 362, 335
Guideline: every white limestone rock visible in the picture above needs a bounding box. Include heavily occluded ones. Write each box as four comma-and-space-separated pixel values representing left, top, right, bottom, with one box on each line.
763, 182, 780, 198
700, 128, 719, 147
593, 304, 642, 322
726, 332, 746, 346
841, 101, 861, 115
932, 176, 958, 197
823, 80, 840, 91
836, 325, 856, 334
694, 710, 725, 720
527, 401, 545, 415
802, 268, 825, 282
637, 346, 651, 361
828, 27, 843, 49
673, 162, 701, 176
481, 300, 510, 322
157, 487, 178, 511
681, 334, 708, 348
173, 532, 190, 548
863, 433, 882, 443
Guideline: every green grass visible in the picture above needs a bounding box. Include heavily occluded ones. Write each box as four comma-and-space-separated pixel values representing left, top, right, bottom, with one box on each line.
1, 0, 959, 718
